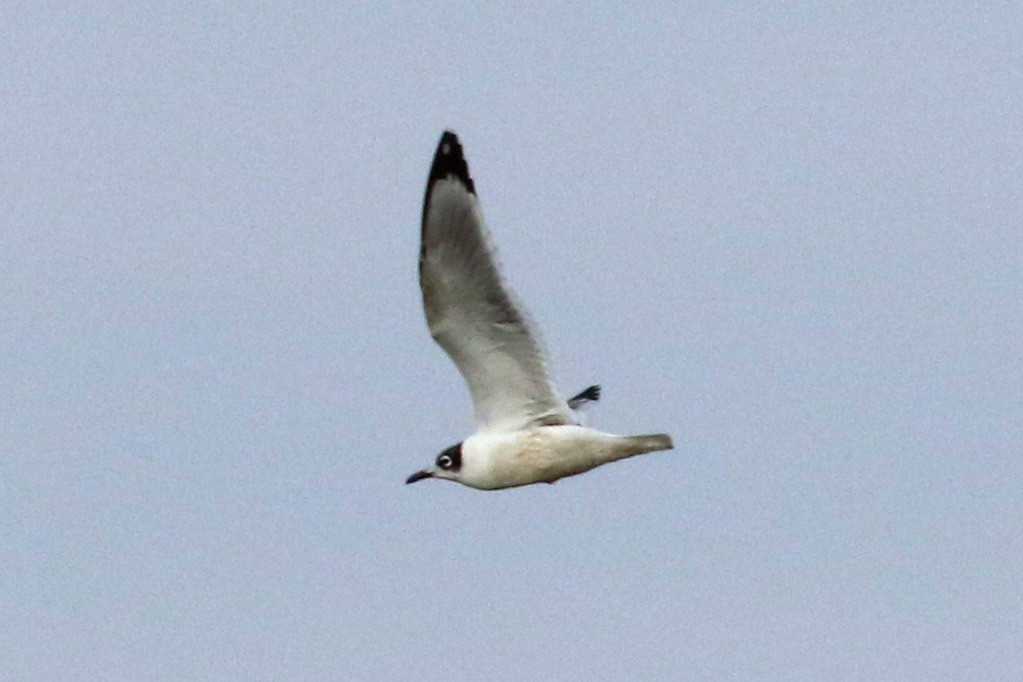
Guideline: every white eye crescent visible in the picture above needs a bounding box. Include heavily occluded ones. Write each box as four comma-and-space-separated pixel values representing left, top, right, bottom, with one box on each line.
438, 454, 453, 469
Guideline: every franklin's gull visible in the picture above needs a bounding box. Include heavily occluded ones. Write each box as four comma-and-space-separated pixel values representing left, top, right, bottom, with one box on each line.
406, 131, 673, 490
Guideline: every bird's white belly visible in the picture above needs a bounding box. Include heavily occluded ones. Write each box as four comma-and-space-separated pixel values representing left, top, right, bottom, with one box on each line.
460, 426, 624, 490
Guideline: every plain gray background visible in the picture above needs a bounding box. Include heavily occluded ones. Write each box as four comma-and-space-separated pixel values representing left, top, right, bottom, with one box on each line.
2, 3, 1020, 680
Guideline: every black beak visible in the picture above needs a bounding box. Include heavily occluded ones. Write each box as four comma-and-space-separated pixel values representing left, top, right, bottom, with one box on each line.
405, 470, 433, 484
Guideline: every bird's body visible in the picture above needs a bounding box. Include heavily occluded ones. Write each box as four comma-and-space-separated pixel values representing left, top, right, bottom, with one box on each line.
456, 427, 673, 490
406, 131, 673, 491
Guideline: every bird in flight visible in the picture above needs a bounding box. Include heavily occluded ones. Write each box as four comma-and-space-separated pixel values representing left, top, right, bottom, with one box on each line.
406, 131, 673, 490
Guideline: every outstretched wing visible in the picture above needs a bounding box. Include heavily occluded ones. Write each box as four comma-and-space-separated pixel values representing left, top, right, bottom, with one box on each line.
419, 131, 574, 434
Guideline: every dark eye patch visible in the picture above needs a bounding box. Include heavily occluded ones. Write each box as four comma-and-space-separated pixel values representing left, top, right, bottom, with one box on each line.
435, 442, 462, 471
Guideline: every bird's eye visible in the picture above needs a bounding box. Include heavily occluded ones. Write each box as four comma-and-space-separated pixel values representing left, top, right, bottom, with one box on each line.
437, 454, 453, 469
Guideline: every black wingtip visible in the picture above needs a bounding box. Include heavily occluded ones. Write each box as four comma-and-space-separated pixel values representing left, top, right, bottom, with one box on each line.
427, 130, 475, 195
567, 385, 601, 409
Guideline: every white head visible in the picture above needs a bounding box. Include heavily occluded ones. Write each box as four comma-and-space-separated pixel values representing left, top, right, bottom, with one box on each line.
405, 442, 463, 485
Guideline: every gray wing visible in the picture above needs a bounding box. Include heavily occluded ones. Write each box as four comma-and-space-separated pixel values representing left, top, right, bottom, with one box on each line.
419, 131, 575, 434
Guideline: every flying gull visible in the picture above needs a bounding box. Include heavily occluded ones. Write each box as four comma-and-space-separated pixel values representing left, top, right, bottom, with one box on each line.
406, 131, 673, 490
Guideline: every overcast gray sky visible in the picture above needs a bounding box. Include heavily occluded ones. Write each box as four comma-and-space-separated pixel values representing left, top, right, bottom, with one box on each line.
2, 3, 1021, 680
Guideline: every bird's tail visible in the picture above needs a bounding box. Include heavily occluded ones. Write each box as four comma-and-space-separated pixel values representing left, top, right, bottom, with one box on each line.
622, 433, 674, 456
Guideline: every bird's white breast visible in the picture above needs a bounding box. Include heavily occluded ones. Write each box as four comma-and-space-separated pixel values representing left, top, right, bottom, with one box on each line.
458, 425, 627, 490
